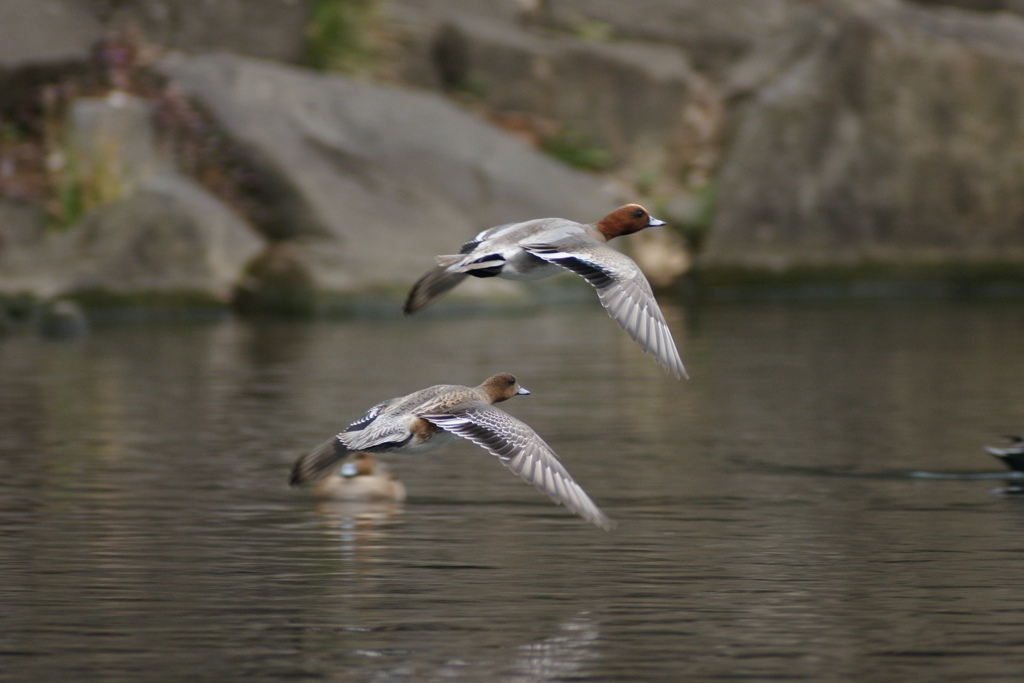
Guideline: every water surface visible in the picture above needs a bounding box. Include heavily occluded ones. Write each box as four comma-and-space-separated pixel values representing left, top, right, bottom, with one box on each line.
2, 299, 1024, 682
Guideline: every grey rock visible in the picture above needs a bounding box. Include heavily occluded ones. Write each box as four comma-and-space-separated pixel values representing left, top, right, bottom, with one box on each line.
0, 0, 101, 116
67, 93, 172, 189
161, 53, 617, 300
233, 242, 317, 317
65, 174, 263, 295
429, 14, 709, 169
702, 0, 1024, 271
0, 0, 103, 68
544, 0, 801, 75
0, 175, 263, 300
0, 199, 48, 251
0, 91, 263, 302
0, 0, 312, 67
387, 0, 803, 77
91, 0, 314, 63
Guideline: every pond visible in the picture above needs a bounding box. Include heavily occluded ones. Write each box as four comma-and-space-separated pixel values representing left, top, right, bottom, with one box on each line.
2, 298, 1024, 682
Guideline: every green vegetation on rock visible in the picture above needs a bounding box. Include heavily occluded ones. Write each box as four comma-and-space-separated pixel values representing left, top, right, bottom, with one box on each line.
541, 127, 611, 172
305, 0, 382, 75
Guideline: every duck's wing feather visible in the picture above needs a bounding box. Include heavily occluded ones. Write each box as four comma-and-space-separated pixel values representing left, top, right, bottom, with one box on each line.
404, 255, 469, 315
290, 436, 350, 486
347, 398, 397, 431
339, 384, 476, 452
422, 406, 615, 530
336, 396, 416, 451
290, 406, 412, 486
523, 242, 687, 379
339, 416, 415, 453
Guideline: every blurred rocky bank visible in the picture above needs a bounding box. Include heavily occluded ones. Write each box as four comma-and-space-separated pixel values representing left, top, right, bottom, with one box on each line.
1, 0, 1023, 322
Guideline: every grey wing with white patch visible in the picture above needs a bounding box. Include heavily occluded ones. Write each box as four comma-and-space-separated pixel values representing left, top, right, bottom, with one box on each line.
338, 398, 417, 452
339, 416, 414, 453
422, 407, 615, 530
523, 243, 687, 379
346, 398, 396, 432
461, 222, 520, 251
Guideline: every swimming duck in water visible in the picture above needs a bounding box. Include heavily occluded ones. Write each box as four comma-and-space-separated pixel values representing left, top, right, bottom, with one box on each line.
312, 452, 407, 501
985, 435, 1024, 472
289, 373, 614, 530
404, 204, 687, 379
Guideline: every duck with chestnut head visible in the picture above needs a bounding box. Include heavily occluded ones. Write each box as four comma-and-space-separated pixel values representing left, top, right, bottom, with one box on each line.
404, 205, 687, 379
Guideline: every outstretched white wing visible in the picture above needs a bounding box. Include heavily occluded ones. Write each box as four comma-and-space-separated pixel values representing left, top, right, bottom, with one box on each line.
423, 406, 615, 531
524, 243, 687, 379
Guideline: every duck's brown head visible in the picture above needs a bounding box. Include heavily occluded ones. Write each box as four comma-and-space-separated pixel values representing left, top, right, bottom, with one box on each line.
480, 372, 531, 404
595, 204, 666, 240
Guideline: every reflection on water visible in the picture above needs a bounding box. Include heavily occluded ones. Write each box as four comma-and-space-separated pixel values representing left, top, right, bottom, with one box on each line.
313, 500, 405, 565
509, 612, 600, 682
2, 300, 1024, 681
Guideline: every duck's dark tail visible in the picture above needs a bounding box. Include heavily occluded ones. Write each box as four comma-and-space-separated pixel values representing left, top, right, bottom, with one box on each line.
289, 437, 351, 486
403, 255, 467, 315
